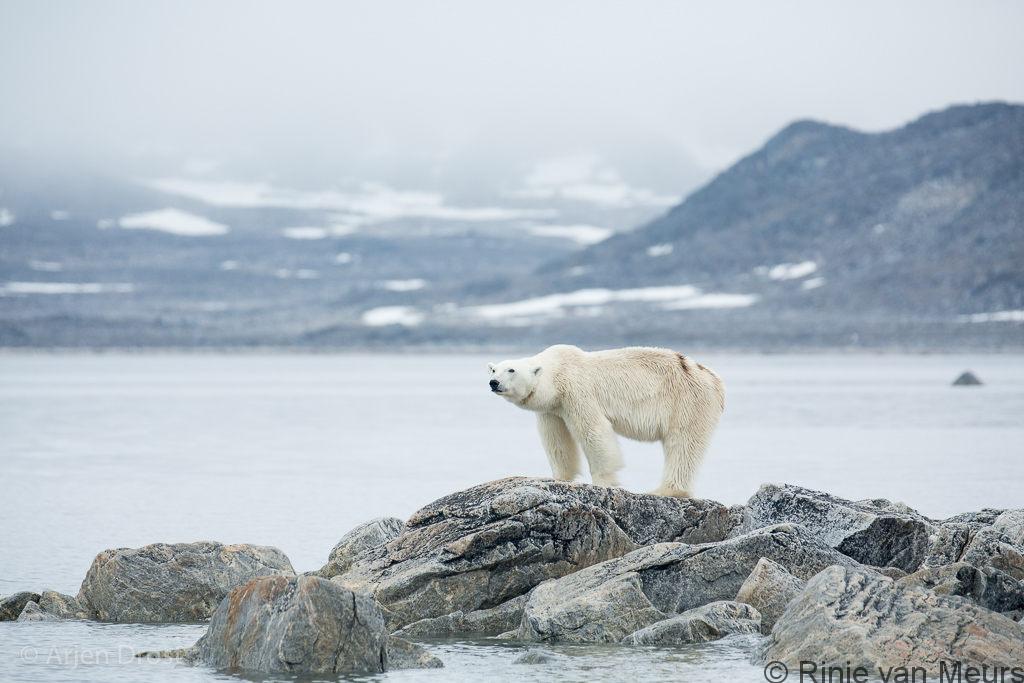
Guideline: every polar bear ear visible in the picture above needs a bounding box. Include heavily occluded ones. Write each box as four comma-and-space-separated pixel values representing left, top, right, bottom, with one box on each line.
533, 366, 542, 375
487, 362, 496, 372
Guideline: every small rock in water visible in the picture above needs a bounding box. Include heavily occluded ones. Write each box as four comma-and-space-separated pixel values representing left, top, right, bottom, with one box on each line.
952, 370, 983, 386
622, 601, 761, 645
386, 636, 444, 669
17, 601, 59, 622
513, 649, 558, 664
0, 592, 40, 621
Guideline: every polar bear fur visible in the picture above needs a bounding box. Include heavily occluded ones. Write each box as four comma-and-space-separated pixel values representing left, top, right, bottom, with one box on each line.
488, 344, 725, 497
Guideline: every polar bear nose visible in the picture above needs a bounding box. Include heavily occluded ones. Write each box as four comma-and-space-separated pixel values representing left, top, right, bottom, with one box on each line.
489, 379, 500, 390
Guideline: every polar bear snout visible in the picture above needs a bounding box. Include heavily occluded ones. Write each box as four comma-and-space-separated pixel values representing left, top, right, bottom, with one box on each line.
489, 379, 502, 392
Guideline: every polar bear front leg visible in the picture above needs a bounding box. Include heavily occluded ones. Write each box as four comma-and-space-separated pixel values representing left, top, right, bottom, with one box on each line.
563, 409, 624, 488
536, 413, 581, 480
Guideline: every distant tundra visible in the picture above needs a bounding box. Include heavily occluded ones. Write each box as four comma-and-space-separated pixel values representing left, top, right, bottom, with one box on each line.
488, 345, 725, 497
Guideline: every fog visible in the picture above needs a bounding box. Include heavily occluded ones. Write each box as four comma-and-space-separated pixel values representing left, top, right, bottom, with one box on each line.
2, 0, 1023, 190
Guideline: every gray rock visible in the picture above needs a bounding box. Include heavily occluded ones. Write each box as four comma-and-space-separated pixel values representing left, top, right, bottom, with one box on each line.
743, 483, 936, 571
0, 592, 40, 621
317, 517, 405, 579
961, 527, 1024, 580
513, 649, 559, 664
17, 601, 59, 622
78, 541, 294, 623
519, 524, 863, 643
396, 594, 529, 637
193, 575, 388, 675
763, 565, 1024, 674
952, 370, 983, 386
336, 477, 733, 629
622, 601, 761, 645
386, 636, 444, 669
734, 558, 805, 633
38, 591, 89, 619
136, 648, 197, 659
898, 562, 986, 602
992, 509, 1024, 546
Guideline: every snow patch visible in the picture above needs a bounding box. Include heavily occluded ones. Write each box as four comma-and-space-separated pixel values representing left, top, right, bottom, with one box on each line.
661, 293, 760, 310
757, 261, 818, 281
1, 282, 134, 295
0, 208, 14, 227
801, 277, 825, 290
219, 260, 239, 271
646, 243, 673, 257
119, 209, 229, 236
381, 279, 426, 292
29, 260, 63, 272
510, 155, 679, 208
282, 227, 329, 240
958, 310, 1024, 323
361, 306, 424, 327
335, 252, 354, 264
527, 224, 612, 245
50, 210, 70, 221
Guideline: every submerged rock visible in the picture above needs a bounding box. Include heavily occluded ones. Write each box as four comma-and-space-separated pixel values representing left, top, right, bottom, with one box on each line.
0, 592, 40, 621
386, 636, 443, 669
396, 594, 529, 637
336, 477, 734, 629
519, 524, 862, 643
513, 649, 560, 664
734, 558, 805, 633
317, 517, 405, 579
952, 370, 983, 386
622, 601, 761, 645
194, 575, 389, 675
78, 541, 294, 622
742, 483, 935, 571
762, 565, 1024, 674
16, 601, 59, 622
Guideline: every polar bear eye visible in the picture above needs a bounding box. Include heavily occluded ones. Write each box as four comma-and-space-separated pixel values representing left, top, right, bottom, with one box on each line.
508, 368, 515, 373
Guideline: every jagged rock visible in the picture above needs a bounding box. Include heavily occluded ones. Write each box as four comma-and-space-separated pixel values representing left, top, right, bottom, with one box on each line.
78, 541, 294, 623
336, 477, 733, 628
734, 558, 805, 633
992, 509, 1024, 546
622, 601, 761, 645
17, 601, 59, 622
762, 565, 1024, 674
0, 592, 40, 621
317, 517, 404, 579
961, 528, 1024, 580
38, 591, 89, 619
898, 562, 986, 602
742, 483, 935, 571
136, 648, 196, 659
193, 575, 388, 675
519, 524, 863, 643
395, 594, 528, 637
952, 370, 983, 386
386, 636, 443, 669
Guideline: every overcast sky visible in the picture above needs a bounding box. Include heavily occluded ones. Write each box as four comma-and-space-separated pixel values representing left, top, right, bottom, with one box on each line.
2, 0, 1022, 181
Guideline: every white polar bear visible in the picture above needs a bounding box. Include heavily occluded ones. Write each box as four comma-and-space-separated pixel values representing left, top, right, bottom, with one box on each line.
488, 344, 725, 497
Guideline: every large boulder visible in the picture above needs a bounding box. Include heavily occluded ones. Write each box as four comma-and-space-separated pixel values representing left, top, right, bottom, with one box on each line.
622, 601, 761, 645
317, 517, 404, 579
395, 594, 529, 637
519, 524, 863, 643
335, 477, 734, 628
734, 557, 805, 633
742, 483, 936, 571
1, 592, 40, 621
762, 565, 1024, 674
78, 541, 294, 622
193, 575, 389, 675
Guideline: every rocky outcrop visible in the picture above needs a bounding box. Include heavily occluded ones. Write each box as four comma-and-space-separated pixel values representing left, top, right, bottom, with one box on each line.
622, 601, 761, 645
78, 541, 294, 622
0, 592, 40, 621
193, 575, 390, 674
741, 484, 936, 571
952, 370, 983, 386
518, 524, 862, 643
734, 558, 804, 633
386, 636, 443, 669
38, 591, 89, 619
395, 594, 528, 637
335, 477, 734, 628
317, 517, 404, 579
16, 601, 59, 622
762, 565, 1024, 674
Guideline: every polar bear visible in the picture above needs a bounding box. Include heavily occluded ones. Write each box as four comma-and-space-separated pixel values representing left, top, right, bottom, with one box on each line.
487, 344, 724, 497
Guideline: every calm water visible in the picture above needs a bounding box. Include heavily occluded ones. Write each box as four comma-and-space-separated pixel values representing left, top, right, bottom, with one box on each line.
1, 352, 1023, 682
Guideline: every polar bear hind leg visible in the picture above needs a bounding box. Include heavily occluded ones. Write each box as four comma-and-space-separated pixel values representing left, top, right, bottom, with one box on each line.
652, 426, 713, 498
536, 413, 582, 480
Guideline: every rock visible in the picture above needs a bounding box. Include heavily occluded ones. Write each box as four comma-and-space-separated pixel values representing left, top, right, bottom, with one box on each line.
622, 601, 761, 645
513, 649, 559, 664
38, 591, 89, 619
519, 524, 863, 643
193, 575, 388, 675
992, 509, 1024, 546
874, 566, 908, 580
762, 565, 1024, 674
396, 594, 528, 637
136, 648, 196, 659
960, 527, 1024, 580
898, 562, 985, 602
386, 636, 443, 669
17, 601, 59, 622
0, 592, 40, 621
78, 541, 294, 622
317, 517, 404, 579
734, 558, 805, 633
743, 483, 936, 571
336, 477, 733, 628
952, 370, 983, 386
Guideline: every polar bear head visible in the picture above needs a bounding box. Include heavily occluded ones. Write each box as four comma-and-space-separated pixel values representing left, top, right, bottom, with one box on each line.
487, 358, 542, 403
